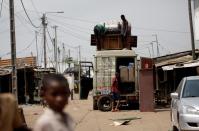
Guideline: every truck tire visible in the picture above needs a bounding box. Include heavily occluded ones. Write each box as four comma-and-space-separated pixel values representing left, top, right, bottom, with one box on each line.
97, 95, 113, 112
93, 99, 98, 110
172, 126, 178, 131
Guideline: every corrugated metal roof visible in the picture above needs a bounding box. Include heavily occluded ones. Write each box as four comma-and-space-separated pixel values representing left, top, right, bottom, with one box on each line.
155, 55, 192, 67
0, 66, 35, 76
162, 60, 199, 71
0, 56, 36, 68
0, 68, 12, 76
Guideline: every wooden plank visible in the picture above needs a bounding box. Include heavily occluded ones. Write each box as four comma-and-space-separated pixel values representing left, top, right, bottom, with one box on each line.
91, 34, 97, 46
127, 36, 137, 48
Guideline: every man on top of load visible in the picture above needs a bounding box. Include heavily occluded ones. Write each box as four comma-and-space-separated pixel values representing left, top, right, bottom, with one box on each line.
94, 23, 107, 50
120, 15, 129, 40
93, 15, 131, 50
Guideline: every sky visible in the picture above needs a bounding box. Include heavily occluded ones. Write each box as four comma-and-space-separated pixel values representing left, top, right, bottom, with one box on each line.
0, 0, 196, 66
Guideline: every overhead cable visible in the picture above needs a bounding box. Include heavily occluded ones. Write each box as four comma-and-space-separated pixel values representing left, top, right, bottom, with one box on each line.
20, 0, 40, 28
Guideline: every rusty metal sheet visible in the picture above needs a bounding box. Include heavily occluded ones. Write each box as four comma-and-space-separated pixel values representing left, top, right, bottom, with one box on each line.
0, 57, 36, 67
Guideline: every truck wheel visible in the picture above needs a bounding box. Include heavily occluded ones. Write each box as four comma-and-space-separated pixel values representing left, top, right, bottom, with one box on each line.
172, 126, 178, 131
97, 95, 113, 112
93, 99, 98, 110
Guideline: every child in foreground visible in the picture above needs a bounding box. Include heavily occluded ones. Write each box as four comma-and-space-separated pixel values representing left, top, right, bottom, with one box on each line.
34, 74, 74, 131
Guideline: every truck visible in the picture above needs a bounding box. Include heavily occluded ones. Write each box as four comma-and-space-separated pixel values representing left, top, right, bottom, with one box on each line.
64, 61, 94, 99
91, 19, 138, 111
92, 49, 139, 111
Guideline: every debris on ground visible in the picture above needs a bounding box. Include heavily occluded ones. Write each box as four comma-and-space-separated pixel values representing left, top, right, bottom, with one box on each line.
110, 117, 141, 126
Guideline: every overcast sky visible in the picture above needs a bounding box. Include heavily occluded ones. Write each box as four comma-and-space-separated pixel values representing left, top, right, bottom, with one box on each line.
0, 0, 196, 64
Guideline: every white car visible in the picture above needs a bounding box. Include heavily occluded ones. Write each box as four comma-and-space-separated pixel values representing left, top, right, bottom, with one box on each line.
171, 76, 199, 131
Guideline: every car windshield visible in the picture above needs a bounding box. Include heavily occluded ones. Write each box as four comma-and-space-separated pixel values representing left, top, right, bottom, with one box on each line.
182, 79, 199, 98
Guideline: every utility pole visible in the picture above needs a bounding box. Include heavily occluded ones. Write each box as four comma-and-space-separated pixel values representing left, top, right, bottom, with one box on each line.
9, 0, 18, 100
153, 34, 160, 57
35, 31, 39, 66
62, 43, 65, 72
188, 0, 196, 60
78, 45, 81, 99
42, 14, 47, 68
68, 49, 71, 68
78, 45, 81, 62
147, 47, 152, 58
53, 26, 58, 73
58, 47, 61, 73
150, 42, 155, 58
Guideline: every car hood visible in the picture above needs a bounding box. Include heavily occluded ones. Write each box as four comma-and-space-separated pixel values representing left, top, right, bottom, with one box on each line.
181, 97, 199, 109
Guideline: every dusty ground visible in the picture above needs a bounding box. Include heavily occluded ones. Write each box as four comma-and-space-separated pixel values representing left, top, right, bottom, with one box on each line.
22, 96, 172, 131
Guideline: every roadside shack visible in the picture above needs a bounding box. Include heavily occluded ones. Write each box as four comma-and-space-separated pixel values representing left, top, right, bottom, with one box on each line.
153, 50, 199, 105
0, 56, 55, 103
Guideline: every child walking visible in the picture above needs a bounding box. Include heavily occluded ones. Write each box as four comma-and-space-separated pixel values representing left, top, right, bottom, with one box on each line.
34, 74, 74, 131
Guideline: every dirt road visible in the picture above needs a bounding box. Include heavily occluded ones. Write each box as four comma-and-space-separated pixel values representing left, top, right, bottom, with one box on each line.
23, 96, 171, 131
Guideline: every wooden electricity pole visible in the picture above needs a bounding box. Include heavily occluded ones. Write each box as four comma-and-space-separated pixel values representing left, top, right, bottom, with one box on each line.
78, 45, 81, 99
53, 26, 58, 73
42, 14, 47, 68
153, 34, 160, 57
9, 0, 18, 100
188, 0, 196, 60
35, 31, 39, 66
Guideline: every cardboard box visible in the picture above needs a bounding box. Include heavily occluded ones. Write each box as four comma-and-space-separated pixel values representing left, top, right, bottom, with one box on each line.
120, 66, 129, 82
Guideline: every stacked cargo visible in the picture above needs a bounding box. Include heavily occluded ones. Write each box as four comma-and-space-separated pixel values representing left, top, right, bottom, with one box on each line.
119, 66, 129, 82
91, 21, 137, 50
128, 63, 135, 82
95, 57, 116, 95
119, 63, 135, 83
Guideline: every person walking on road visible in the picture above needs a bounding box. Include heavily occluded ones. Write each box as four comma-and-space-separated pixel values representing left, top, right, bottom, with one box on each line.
111, 72, 120, 112
34, 74, 74, 131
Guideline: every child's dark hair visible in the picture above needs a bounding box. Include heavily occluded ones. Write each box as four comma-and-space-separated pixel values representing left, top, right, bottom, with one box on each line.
40, 73, 70, 96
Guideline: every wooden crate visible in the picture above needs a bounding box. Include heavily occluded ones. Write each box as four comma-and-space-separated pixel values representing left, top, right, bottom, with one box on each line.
102, 34, 123, 50
90, 34, 138, 50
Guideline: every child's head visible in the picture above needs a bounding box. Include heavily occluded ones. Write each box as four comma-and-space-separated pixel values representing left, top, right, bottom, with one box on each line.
41, 73, 70, 112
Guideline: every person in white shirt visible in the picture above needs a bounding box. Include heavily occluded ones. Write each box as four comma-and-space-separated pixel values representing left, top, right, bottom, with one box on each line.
34, 74, 74, 131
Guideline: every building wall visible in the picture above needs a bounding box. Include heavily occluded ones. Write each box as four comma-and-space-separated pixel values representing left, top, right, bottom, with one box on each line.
139, 69, 154, 112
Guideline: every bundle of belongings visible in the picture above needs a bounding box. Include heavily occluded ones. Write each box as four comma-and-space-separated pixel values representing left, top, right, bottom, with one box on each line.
94, 20, 131, 36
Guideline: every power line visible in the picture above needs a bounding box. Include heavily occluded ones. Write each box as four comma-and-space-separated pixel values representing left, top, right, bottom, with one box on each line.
46, 41, 55, 67
2, 2, 35, 33
0, 0, 3, 18
20, 0, 40, 28
57, 28, 89, 42
48, 17, 93, 31
56, 24, 90, 38
134, 26, 189, 34
55, 23, 91, 34
17, 37, 36, 54
46, 27, 55, 46
0, 36, 36, 57
0, 4, 40, 34
62, 42, 79, 49
29, 0, 40, 18
47, 13, 97, 24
